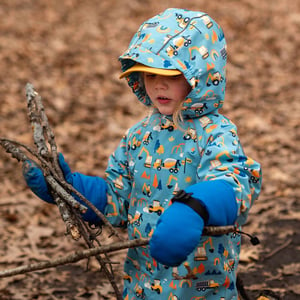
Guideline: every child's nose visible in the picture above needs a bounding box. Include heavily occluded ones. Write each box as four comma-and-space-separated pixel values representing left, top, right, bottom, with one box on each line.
154, 76, 168, 89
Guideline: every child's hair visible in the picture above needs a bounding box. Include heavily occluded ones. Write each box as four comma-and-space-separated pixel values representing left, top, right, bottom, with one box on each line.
139, 73, 186, 131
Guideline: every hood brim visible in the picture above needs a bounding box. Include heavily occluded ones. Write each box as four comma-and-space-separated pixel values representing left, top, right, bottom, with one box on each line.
119, 63, 182, 79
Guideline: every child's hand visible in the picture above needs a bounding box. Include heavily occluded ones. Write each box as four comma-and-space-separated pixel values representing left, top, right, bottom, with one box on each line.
22, 159, 60, 203
23, 153, 107, 224
149, 197, 205, 266
149, 180, 238, 266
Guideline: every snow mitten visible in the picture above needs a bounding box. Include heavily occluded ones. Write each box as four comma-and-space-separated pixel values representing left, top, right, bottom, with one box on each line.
150, 180, 237, 266
23, 153, 107, 224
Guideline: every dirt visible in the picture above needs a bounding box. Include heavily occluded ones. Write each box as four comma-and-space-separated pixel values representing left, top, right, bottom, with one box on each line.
0, 0, 299, 299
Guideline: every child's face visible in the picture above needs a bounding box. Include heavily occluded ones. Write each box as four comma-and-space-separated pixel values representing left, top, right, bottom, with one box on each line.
143, 73, 191, 116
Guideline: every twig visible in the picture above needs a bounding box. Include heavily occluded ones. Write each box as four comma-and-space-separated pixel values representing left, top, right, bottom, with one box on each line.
0, 136, 124, 298
26, 84, 49, 158
0, 138, 28, 162
0, 225, 236, 279
45, 175, 87, 213
0, 83, 237, 300
54, 195, 81, 240
0, 238, 149, 279
1, 83, 125, 299
26, 84, 82, 240
0, 137, 122, 241
31, 83, 62, 177
262, 238, 292, 260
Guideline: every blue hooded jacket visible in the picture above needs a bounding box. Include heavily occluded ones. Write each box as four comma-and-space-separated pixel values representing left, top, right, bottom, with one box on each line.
105, 8, 262, 299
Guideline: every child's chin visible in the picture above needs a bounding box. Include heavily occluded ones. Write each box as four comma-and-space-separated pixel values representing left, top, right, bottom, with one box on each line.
157, 109, 174, 116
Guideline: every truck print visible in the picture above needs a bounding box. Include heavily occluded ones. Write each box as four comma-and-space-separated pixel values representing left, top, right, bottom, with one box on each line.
196, 279, 219, 292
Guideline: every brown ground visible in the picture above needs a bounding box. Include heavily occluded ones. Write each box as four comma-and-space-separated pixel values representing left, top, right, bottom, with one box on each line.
0, 0, 299, 299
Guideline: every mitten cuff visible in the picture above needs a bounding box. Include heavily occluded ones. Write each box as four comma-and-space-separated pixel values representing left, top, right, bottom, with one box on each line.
185, 180, 237, 226
172, 190, 209, 224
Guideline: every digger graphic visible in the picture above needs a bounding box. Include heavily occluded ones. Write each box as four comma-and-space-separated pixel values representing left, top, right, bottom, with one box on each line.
149, 200, 164, 216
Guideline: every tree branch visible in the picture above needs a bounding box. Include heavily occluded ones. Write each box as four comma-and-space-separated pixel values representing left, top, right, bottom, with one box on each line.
0, 238, 149, 278
0, 84, 237, 299
0, 225, 236, 278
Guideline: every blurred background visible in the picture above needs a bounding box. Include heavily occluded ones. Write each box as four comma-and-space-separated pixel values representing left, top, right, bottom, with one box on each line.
0, 0, 299, 299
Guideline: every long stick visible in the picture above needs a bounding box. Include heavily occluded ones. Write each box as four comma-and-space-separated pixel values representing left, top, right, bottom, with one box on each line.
0, 225, 236, 278
0, 84, 239, 299
0, 238, 149, 278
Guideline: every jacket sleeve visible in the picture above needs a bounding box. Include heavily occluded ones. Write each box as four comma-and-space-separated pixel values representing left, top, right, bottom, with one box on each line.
196, 119, 262, 226
104, 130, 133, 227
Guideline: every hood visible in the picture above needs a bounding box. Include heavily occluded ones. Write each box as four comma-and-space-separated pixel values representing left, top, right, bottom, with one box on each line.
119, 8, 227, 118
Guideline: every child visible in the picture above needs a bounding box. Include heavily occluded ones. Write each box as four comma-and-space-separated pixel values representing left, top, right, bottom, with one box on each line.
23, 8, 262, 299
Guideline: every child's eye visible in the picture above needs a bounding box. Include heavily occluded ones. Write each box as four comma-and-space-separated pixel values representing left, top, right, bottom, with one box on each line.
145, 73, 156, 78
170, 75, 182, 79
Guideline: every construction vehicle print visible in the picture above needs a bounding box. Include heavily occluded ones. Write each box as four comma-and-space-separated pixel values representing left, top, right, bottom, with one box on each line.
135, 285, 146, 299
201, 15, 213, 28
206, 72, 224, 87
191, 103, 208, 115
189, 45, 209, 60
142, 183, 152, 196
128, 211, 143, 226
155, 158, 181, 173
173, 36, 192, 48
175, 13, 191, 28
151, 279, 163, 294
229, 129, 237, 137
194, 237, 214, 261
199, 116, 213, 128
184, 128, 198, 142
199, 46, 209, 59
149, 200, 164, 216
142, 131, 153, 145
172, 262, 198, 280
123, 274, 132, 283
224, 258, 235, 273
190, 76, 200, 88
161, 118, 175, 131
194, 247, 208, 261
143, 155, 153, 168
139, 146, 188, 174
250, 173, 260, 184
166, 35, 192, 57
196, 279, 219, 292
181, 103, 207, 115
146, 261, 154, 274
113, 175, 124, 190
128, 136, 141, 150
238, 156, 261, 183
143, 155, 181, 173
166, 44, 178, 58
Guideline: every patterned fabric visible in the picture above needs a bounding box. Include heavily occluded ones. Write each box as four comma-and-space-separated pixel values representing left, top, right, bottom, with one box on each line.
104, 8, 262, 299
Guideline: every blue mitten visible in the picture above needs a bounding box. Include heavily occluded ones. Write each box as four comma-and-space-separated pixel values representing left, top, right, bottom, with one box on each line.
150, 180, 237, 266
23, 153, 107, 224
22, 159, 55, 203
150, 198, 205, 266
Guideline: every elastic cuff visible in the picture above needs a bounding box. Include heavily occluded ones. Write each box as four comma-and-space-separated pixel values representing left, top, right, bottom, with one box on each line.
172, 190, 209, 224
185, 180, 237, 225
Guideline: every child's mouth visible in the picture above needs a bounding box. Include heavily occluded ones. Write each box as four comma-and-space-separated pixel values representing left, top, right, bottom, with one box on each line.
157, 97, 171, 104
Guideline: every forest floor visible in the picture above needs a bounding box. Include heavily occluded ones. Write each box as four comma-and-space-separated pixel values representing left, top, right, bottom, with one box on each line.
0, 0, 299, 299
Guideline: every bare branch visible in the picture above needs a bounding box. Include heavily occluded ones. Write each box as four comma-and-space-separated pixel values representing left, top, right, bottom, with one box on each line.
0, 238, 149, 279
45, 175, 87, 213
0, 84, 237, 300
0, 225, 236, 278
0, 138, 28, 162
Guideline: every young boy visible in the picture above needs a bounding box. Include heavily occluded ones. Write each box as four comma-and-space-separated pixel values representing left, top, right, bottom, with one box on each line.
24, 8, 262, 299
